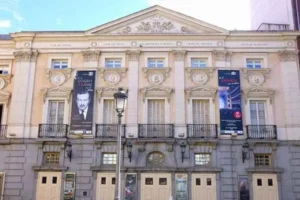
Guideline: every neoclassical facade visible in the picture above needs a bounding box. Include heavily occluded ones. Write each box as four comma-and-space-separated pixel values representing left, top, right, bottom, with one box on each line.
0, 5, 300, 200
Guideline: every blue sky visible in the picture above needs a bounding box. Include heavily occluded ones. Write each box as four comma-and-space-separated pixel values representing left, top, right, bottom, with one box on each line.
0, 0, 250, 34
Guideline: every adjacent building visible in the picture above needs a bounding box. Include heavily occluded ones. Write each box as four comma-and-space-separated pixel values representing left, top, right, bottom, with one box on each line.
0, 5, 300, 200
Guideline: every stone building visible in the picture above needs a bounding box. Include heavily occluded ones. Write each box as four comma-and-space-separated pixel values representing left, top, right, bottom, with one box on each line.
0, 5, 300, 200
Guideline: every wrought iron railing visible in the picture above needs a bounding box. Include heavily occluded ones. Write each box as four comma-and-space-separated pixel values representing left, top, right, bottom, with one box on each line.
246, 125, 277, 139
187, 124, 218, 138
95, 124, 126, 138
38, 124, 68, 138
138, 124, 174, 138
0, 125, 7, 138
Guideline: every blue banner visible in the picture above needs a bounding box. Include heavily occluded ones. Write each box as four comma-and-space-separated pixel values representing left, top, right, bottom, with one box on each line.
218, 70, 243, 135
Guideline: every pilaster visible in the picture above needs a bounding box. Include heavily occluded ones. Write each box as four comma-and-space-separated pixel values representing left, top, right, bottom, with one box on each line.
212, 50, 232, 67
82, 50, 101, 68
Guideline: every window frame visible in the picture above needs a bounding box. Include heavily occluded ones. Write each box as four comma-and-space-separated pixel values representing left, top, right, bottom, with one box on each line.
246, 59, 263, 69
48, 55, 72, 69
190, 58, 208, 68
47, 100, 65, 124
187, 52, 212, 67
194, 153, 211, 166
44, 152, 60, 165
51, 59, 69, 69
243, 54, 268, 69
102, 153, 117, 165
105, 58, 122, 68
143, 97, 170, 124
100, 53, 126, 68
254, 153, 272, 167
43, 98, 69, 124
0, 65, 10, 74
245, 98, 273, 125
187, 97, 215, 124
147, 58, 165, 68
99, 98, 125, 124
144, 52, 169, 69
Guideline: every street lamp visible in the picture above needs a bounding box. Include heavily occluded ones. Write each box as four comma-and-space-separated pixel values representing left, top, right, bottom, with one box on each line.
113, 87, 128, 200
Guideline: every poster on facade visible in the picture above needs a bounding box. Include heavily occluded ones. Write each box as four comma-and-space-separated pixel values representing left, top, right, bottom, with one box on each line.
70, 70, 96, 135
125, 174, 137, 200
238, 176, 249, 200
175, 174, 188, 200
64, 173, 76, 200
218, 70, 243, 135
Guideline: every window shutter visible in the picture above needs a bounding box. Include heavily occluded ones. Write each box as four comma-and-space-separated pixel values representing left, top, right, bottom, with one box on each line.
103, 100, 117, 124
48, 101, 65, 124
192, 100, 209, 124
147, 100, 165, 124
250, 100, 266, 125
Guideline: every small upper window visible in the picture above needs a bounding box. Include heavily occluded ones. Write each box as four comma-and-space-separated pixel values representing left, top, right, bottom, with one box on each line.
52, 59, 68, 69
103, 153, 117, 164
246, 59, 262, 69
44, 152, 60, 165
105, 59, 121, 68
195, 153, 211, 166
0, 65, 10, 74
148, 58, 164, 68
191, 58, 207, 68
254, 154, 271, 166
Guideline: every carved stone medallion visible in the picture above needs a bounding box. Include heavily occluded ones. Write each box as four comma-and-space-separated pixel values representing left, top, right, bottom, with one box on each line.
148, 72, 164, 85
105, 71, 121, 85
50, 72, 66, 86
249, 73, 265, 86
192, 71, 208, 85
0, 78, 6, 90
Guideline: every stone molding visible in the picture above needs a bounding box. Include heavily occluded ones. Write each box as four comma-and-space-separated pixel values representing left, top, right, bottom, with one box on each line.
140, 86, 173, 102
96, 86, 128, 101
185, 67, 215, 85
99, 67, 128, 85
126, 50, 141, 61
13, 50, 38, 62
0, 74, 13, 90
212, 50, 232, 61
45, 68, 72, 86
242, 68, 271, 86
278, 50, 298, 61
185, 86, 217, 102
243, 87, 275, 103
82, 50, 101, 62
42, 87, 72, 102
0, 90, 11, 104
173, 50, 186, 61
142, 67, 171, 85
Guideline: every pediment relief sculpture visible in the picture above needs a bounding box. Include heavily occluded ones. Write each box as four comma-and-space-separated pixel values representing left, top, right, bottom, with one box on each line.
242, 68, 271, 86
96, 87, 128, 101
99, 68, 128, 85
185, 67, 215, 85
185, 86, 217, 102
42, 87, 72, 102
142, 67, 171, 85
45, 68, 72, 86
243, 87, 275, 103
0, 74, 13, 90
0, 90, 11, 104
140, 86, 173, 102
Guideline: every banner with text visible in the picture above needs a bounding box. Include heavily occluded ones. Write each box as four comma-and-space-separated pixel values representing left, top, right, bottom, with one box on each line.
218, 70, 243, 135
70, 71, 96, 135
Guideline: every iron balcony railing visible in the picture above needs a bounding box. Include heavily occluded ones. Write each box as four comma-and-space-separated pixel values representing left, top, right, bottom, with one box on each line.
0, 125, 7, 138
187, 124, 218, 138
38, 124, 68, 138
95, 124, 126, 138
138, 124, 174, 138
246, 125, 277, 139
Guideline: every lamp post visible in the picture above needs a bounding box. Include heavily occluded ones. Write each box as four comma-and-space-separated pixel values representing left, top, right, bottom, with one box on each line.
113, 88, 128, 200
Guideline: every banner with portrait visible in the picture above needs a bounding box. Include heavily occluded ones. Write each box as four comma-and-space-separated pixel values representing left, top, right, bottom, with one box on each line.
70, 70, 96, 135
218, 70, 243, 135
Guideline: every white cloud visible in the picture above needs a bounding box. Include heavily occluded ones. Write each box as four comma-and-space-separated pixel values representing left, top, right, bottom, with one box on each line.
56, 18, 62, 25
148, 0, 251, 30
0, 0, 25, 23
0, 20, 11, 28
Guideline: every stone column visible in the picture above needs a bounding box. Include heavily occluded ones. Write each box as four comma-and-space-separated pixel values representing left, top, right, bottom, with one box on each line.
278, 50, 300, 140
126, 51, 140, 138
9, 50, 38, 138
213, 50, 232, 68
173, 50, 186, 138
82, 50, 101, 68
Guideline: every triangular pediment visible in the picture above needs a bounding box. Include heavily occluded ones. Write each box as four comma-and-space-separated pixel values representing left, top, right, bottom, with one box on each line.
86, 5, 228, 35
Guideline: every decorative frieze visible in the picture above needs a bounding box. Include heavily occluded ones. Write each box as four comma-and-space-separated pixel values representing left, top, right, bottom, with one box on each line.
126, 50, 141, 61
243, 87, 275, 104
185, 86, 217, 103
99, 68, 127, 85
45, 68, 72, 86
278, 50, 298, 61
82, 50, 101, 62
173, 50, 186, 61
185, 67, 215, 85
13, 50, 39, 62
142, 67, 171, 85
140, 86, 173, 102
42, 87, 72, 102
242, 68, 271, 86
212, 50, 232, 61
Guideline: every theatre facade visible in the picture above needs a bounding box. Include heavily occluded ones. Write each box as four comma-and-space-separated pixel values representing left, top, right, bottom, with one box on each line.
0, 5, 300, 200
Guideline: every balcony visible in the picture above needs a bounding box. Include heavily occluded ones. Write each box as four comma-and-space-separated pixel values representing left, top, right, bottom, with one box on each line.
0, 125, 7, 138
187, 124, 218, 138
38, 124, 68, 138
246, 125, 277, 139
95, 124, 125, 138
138, 124, 174, 138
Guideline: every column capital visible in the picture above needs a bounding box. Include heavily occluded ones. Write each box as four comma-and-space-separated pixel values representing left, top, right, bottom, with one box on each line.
126, 50, 141, 61
212, 50, 232, 61
13, 50, 38, 62
81, 50, 101, 62
278, 50, 298, 61
172, 50, 186, 61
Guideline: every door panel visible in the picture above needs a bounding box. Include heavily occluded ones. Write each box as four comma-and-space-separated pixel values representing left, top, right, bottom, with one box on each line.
97, 173, 116, 200
253, 174, 278, 200
192, 174, 216, 200
141, 173, 171, 200
36, 172, 61, 200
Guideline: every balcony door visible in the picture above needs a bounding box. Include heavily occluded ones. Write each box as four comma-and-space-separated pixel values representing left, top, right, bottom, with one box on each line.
191, 100, 212, 137
147, 99, 165, 137
102, 99, 118, 137
47, 101, 65, 137
249, 100, 267, 138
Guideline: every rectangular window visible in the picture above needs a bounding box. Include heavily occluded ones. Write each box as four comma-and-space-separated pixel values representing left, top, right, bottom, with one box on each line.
147, 99, 165, 124
195, 153, 211, 166
246, 59, 262, 69
102, 153, 117, 164
103, 99, 118, 124
48, 101, 64, 124
192, 100, 210, 124
44, 152, 60, 165
191, 58, 207, 68
105, 59, 121, 68
0, 65, 9, 74
250, 100, 266, 125
51, 59, 68, 69
254, 154, 271, 166
147, 58, 164, 68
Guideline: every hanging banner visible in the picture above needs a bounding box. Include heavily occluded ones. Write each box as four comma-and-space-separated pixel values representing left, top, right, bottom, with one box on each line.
218, 70, 243, 135
125, 174, 137, 200
175, 174, 188, 200
64, 173, 76, 200
238, 176, 249, 200
70, 70, 96, 135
